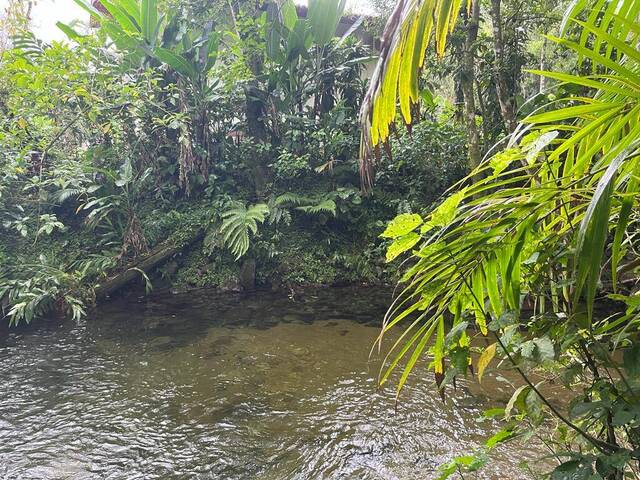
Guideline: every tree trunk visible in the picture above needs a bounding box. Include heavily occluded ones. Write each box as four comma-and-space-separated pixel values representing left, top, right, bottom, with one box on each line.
539, 37, 547, 94
490, 0, 518, 133
461, 0, 482, 171
94, 229, 203, 300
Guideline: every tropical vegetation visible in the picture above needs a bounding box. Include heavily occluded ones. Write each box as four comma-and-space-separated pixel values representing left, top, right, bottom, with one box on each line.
2, 0, 640, 478
364, 0, 640, 478
2, 0, 458, 324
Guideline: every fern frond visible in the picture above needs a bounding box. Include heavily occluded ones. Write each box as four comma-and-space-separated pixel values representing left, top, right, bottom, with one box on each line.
273, 192, 309, 206
52, 188, 84, 204
296, 199, 337, 216
219, 203, 269, 259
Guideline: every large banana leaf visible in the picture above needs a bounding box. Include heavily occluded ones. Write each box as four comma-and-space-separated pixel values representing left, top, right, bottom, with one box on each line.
140, 0, 157, 44
307, 0, 347, 46
153, 47, 198, 81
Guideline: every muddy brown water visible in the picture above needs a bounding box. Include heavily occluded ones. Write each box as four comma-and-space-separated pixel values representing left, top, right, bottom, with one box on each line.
0, 286, 545, 479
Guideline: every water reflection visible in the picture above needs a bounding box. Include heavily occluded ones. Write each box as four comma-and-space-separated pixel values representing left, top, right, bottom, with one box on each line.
0, 287, 541, 479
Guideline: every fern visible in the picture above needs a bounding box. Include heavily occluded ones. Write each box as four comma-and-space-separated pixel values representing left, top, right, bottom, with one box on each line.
52, 188, 84, 204
273, 192, 309, 206
296, 199, 337, 216
267, 204, 292, 225
272, 191, 340, 217
219, 203, 269, 259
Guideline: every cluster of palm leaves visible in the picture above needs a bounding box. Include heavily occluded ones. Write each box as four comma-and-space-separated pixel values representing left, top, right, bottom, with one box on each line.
362, 0, 640, 476
66, 0, 220, 83
358, 0, 465, 187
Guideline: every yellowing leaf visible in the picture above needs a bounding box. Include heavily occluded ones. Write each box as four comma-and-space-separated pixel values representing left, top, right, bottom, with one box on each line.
433, 317, 445, 374
477, 343, 496, 384
505, 385, 530, 418
421, 188, 466, 232
386, 232, 421, 262
17, 118, 27, 129
380, 213, 422, 238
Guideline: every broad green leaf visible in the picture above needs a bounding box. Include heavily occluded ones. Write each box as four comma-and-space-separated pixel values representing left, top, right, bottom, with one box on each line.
550, 459, 593, 480
386, 232, 421, 262
489, 148, 519, 177
485, 428, 516, 448
422, 188, 467, 232
118, 0, 141, 24
380, 213, 423, 238
307, 0, 345, 46
281, 0, 298, 30
141, 0, 157, 43
100, 0, 140, 34
153, 47, 198, 80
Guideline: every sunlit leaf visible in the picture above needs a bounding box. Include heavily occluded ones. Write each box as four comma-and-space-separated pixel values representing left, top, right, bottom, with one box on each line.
477, 343, 496, 384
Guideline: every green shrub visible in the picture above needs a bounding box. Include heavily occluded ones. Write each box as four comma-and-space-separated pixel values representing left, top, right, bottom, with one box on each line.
376, 120, 467, 211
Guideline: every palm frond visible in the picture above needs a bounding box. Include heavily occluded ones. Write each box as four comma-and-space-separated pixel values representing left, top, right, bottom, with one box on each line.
358, 0, 466, 188
378, 0, 640, 400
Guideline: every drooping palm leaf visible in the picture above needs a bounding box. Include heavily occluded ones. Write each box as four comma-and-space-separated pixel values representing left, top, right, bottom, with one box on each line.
376, 0, 640, 404
358, 0, 468, 188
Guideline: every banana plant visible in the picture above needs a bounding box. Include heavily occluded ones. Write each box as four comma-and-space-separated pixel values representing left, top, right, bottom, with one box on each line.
63, 0, 220, 88
265, 0, 368, 116
61, 0, 221, 193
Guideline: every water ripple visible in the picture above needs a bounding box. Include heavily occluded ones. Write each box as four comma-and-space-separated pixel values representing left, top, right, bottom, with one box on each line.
0, 287, 543, 479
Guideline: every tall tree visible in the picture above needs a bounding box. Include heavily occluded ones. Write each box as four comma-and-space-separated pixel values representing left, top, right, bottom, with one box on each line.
489, 0, 518, 133
461, 0, 482, 169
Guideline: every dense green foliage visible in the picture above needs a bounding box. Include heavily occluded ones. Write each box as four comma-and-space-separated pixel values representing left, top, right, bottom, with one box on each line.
5, 0, 640, 478
365, 0, 640, 478
0, 0, 465, 325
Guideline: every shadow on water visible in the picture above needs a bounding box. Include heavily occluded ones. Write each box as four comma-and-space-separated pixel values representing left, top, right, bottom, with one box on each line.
91, 286, 393, 349
0, 286, 545, 479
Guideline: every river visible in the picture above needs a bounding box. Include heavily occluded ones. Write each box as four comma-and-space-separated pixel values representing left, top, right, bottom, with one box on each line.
0, 286, 544, 479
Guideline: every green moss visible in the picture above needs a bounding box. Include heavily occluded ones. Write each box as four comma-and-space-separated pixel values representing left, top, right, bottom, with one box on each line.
141, 204, 209, 248
172, 248, 239, 289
